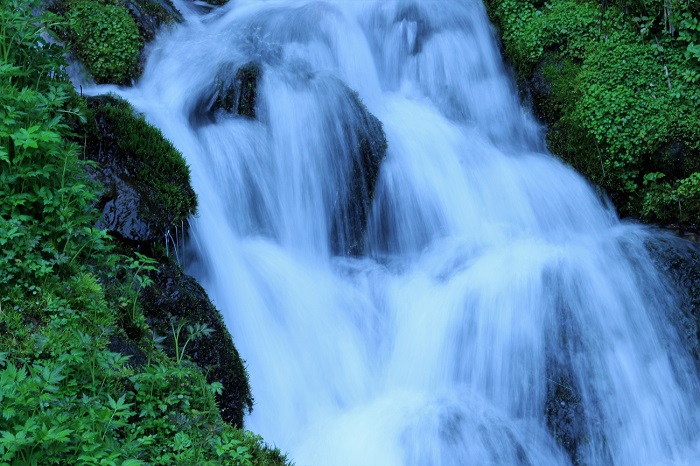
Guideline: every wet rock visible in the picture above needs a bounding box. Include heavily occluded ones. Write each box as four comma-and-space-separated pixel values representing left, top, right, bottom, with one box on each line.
125, 0, 183, 43
544, 372, 586, 466
393, 3, 432, 55
647, 237, 700, 365
108, 331, 148, 368
192, 62, 261, 124
84, 95, 196, 246
189, 65, 386, 256
140, 259, 253, 427
199, 0, 229, 6
333, 90, 387, 256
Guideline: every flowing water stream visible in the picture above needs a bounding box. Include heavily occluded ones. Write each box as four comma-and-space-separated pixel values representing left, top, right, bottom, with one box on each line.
108, 0, 700, 463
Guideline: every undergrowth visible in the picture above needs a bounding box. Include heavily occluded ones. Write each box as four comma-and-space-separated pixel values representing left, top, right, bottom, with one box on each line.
0, 2, 288, 464
485, 0, 700, 227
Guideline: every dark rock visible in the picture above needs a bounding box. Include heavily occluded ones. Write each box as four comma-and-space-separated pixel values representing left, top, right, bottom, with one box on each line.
544, 370, 586, 466
125, 0, 183, 43
647, 236, 700, 366
393, 3, 432, 55
541, 264, 596, 465
108, 332, 148, 368
199, 0, 229, 6
191, 66, 386, 255
84, 95, 196, 246
656, 141, 700, 181
140, 259, 253, 427
332, 89, 387, 256
192, 62, 261, 125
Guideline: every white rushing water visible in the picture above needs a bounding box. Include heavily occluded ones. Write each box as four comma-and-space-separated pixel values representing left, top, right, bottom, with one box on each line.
114, 0, 700, 464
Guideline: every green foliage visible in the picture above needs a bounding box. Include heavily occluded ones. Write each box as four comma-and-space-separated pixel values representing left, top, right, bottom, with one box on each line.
0, 3, 288, 465
0, 301, 283, 464
485, 0, 700, 226
170, 318, 214, 365
0, 0, 102, 290
65, 0, 142, 84
139, 259, 255, 427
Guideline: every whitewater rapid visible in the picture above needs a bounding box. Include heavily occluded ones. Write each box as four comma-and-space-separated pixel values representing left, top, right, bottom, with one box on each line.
112, 0, 700, 464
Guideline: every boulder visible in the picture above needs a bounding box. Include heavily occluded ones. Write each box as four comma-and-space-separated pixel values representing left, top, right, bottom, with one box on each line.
647, 236, 700, 366
84, 95, 197, 246
125, 0, 183, 43
192, 62, 261, 124
332, 89, 387, 256
544, 368, 587, 466
140, 258, 253, 428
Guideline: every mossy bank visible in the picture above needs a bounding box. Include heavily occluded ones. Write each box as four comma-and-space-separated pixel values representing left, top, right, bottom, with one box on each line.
484, 0, 700, 229
0, 2, 288, 463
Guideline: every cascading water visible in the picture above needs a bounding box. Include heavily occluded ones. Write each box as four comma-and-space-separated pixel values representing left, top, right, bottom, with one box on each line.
108, 0, 700, 463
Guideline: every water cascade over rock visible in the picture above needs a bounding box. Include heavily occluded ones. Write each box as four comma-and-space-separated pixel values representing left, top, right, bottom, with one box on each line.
109, 0, 700, 464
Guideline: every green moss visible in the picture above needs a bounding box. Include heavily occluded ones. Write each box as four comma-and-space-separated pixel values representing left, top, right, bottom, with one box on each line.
485, 0, 700, 226
86, 94, 197, 238
67, 0, 142, 84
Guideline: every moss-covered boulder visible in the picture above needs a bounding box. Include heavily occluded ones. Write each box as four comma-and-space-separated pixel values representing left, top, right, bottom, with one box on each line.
61, 0, 143, 84
484, 0, 700, 228
140, 259, 253, 428
84, 94, 196, 245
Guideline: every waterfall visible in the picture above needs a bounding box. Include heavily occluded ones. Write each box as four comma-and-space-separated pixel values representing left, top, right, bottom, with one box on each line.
112, 0, 700, 464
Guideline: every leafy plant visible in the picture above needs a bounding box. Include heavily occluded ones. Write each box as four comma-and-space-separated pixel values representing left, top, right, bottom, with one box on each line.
125, 252, 159, 325
484, 0, 700, 226
0, 3, 288, 465
170, 318, 214, 365
66, 0, 142, 84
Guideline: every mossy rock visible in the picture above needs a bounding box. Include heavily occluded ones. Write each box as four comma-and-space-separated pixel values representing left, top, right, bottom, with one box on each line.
52, 0, 181, 84
84, 94, 196, 245
140, 258, 253, 427
529, 52, 580, 127
484, 1, 700, 226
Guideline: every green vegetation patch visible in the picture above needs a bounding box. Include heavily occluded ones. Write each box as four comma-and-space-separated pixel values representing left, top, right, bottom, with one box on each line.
485, 0, 700, 227
66, 0, 142, 84
140, 259, 255, 428
0, 3, 288, 464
